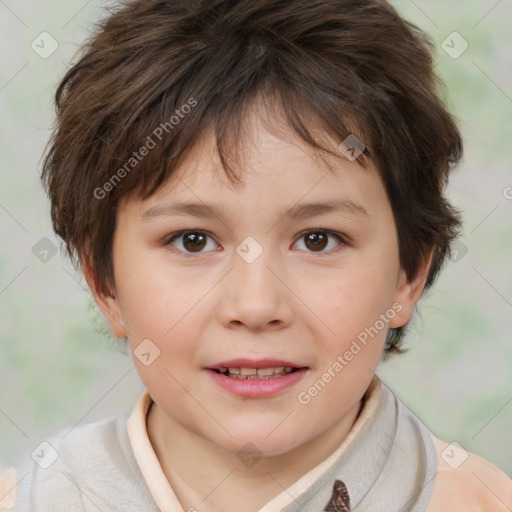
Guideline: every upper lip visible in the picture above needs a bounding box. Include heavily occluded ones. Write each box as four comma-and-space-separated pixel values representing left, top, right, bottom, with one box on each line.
207, 358, 306, 370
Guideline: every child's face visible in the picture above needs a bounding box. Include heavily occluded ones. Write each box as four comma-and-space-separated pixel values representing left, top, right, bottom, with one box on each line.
88, 112, 429, 457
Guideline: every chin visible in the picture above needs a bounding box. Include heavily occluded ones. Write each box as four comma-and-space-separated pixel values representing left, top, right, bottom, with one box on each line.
208, 428, 304, 460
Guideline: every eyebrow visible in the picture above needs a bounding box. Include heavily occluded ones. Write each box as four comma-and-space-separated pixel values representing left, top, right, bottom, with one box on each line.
141, 198, 369, 223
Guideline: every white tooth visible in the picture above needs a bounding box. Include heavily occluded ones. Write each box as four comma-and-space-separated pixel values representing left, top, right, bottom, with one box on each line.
274, 367, 284, 373
256, 367, 275, 376
240, 367, 257, 376
228, 367, 240, 375
219, 367, 227, 373
284, 367, 293, 372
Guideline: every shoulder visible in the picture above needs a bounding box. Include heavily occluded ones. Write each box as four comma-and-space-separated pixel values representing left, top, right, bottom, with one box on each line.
0, 467, 18, 510
2, 415, 132, 512
427, 433, 512, 511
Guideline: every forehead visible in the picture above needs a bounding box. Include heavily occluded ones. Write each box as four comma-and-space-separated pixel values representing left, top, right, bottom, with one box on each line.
120, 111, 385, 221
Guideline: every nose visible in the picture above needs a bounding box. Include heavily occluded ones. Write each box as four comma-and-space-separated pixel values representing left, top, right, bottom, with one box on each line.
216, 242, 294, 332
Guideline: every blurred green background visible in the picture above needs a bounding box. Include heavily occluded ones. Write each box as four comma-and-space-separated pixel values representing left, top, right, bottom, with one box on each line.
1, 0, 511, 478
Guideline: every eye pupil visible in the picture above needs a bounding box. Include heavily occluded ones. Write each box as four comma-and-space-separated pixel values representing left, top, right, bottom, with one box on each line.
184, 232, 206, 252
305, 232, 328, 251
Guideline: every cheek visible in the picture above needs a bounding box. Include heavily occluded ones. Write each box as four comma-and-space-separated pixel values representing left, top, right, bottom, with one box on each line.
115, 252, 203, 337
323, 264, 396, 324
125, 300, 201, 405
308, 264, 397, 365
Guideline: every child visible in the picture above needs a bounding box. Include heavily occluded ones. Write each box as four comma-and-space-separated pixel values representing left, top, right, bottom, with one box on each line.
2, 0, 511, 510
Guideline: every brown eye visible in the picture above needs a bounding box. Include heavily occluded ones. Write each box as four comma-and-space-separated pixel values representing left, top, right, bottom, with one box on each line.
167, 231, 217, 254
294, 230, 345, 254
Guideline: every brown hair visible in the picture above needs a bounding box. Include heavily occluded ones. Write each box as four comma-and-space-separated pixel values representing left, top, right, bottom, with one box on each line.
41, 0, 463, 354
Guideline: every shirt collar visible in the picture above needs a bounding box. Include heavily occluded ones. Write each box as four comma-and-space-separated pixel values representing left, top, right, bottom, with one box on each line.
126, 377, 381, 512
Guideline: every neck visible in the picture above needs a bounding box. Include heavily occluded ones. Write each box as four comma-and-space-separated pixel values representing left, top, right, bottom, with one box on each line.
146, 400, 363, 512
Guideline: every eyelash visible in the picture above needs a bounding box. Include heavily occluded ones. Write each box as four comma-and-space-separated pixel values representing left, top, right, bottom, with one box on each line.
164, 229, 348, 257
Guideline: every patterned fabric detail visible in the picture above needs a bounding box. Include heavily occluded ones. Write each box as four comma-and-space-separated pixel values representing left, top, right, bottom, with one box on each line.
323, 480, 350, 512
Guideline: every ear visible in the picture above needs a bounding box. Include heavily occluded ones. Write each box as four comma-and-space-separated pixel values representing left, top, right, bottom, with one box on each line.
82, 254, 128, 338
388, 248, 434, 329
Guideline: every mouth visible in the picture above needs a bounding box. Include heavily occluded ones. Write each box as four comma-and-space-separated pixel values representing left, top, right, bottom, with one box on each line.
205, 359, 309, 398
206, 358, 307, 380
210, 366, 301, 380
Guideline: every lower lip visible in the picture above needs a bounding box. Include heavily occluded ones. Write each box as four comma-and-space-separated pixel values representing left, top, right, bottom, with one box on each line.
205, 368, 308, 398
